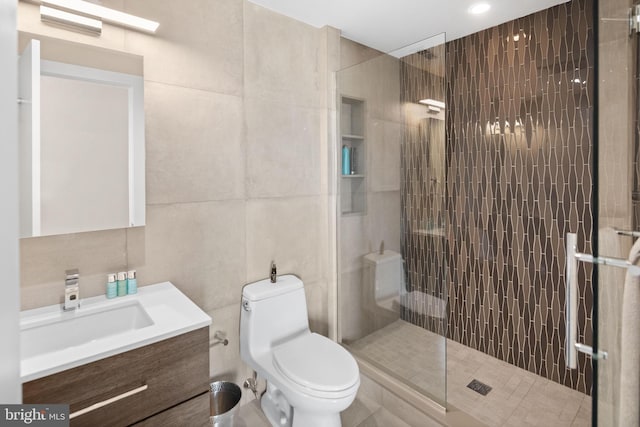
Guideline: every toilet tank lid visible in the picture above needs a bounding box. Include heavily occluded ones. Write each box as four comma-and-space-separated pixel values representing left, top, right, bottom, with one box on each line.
364, 250, 402, 265
242, 274, 303, 302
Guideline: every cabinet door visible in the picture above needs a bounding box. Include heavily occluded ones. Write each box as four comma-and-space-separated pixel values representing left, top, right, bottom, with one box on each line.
132, 392, 210, 427
23, 328, 209, 427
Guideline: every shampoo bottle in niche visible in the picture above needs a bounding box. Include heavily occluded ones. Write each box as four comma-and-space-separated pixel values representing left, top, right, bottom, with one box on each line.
342, 145, 350, 175
350, 147, 357, 174
127, 270, 137, 294
106, 273, 117, 299
117, 271, 127, 296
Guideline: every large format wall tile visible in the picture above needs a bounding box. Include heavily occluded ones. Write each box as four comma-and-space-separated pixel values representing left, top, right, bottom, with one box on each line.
244, 2, 326, 109
246, 196, 324, 284
124, 0, 244, 95
369, 120, 402, 192
340, 269, 367, 342
20, 229, 128, 310
340, 214, 370, 273
245, 99, 322, 198
367, 191, 402, 254
145, 82, 244, 204
135, 201, 246, 311
340, 39, 383, 71
338, 53, 402, 124
305, 280, 329, 336
207, 303, 256, 407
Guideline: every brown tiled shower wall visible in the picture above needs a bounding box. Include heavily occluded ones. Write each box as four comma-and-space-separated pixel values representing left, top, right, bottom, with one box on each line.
400, 0, 594, 393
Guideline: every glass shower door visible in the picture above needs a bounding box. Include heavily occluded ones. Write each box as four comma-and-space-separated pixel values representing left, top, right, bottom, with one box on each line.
595, 1, 639, 426
336, 33, 448, 407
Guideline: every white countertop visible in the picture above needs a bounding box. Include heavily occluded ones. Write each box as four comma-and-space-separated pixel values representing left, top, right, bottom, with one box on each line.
20, 281, 211, 382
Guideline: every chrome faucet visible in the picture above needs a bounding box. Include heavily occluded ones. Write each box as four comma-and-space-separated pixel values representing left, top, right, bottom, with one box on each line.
64, 269, 80, 311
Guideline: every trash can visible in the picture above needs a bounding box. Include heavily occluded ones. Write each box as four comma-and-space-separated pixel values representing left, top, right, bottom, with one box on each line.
210, 381, 242, 427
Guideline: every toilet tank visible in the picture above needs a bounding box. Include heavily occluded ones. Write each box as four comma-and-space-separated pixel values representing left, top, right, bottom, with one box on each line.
363, 250, 403, 302
240, 275, 309, 365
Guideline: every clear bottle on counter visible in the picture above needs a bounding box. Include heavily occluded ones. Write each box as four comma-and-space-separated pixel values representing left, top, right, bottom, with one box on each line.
106, 273, 117, 299
117, 271, 127, 296
127, 270, 137, 294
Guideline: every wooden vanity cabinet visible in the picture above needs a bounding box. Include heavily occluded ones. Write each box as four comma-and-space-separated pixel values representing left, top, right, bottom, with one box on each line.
23, 327, 210, 427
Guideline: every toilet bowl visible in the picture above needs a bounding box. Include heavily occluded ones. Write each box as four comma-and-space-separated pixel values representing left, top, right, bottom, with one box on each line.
240, 275, 360, 427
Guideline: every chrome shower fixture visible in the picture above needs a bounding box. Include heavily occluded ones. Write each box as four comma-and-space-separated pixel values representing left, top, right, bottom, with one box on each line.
631, 4, 640, 35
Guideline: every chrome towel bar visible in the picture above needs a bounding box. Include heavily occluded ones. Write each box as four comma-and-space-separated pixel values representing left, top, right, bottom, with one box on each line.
614, 228, 640, 238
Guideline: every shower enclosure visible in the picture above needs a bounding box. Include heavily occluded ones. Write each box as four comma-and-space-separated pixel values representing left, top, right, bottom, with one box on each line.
336, 1, 640, 425
336, 1, 604, 424
336, 33, 449, 408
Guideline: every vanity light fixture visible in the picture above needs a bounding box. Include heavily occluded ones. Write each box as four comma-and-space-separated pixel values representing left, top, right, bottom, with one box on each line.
468, 2, 491, 15
41, 0, 159, 33
419, 98, 446, 109
40, 5, 102, 34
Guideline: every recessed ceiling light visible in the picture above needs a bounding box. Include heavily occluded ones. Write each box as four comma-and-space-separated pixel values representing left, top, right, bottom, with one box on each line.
468, 3, 491, 15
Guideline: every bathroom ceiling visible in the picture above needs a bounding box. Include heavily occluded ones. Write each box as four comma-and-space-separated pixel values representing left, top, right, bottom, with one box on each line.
247, 0, 571, 54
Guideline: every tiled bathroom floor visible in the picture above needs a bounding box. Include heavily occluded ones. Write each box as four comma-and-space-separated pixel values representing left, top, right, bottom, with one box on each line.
348, 320, 591, 427
234, 397, 418, 427
233, 320, 590, 427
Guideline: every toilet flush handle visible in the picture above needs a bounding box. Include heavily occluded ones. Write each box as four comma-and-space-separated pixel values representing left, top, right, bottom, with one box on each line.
242, 298, 252, 312
270, 261, 277, 283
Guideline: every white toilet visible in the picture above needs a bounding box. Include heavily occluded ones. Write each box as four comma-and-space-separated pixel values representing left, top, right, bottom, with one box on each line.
363, 250, 405, 316
240, 275, 360, 427
363, 250, 446, 321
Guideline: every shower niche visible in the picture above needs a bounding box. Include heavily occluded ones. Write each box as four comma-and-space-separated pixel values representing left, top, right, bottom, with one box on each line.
339, 96, 366, 215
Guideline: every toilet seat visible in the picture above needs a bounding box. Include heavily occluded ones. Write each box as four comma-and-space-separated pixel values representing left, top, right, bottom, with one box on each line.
273, 333, 359, 396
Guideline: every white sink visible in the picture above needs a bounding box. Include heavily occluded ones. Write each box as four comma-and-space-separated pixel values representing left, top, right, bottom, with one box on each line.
20, 282, 211, 382
21, 301, 154, 359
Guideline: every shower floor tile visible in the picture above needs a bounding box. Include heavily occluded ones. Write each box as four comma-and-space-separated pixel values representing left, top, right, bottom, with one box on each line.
349, 319, 447, 402
347, 320, 591, 427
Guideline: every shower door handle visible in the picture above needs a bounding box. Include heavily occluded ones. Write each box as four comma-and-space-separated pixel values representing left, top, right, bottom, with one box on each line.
566, 233, 608, 369
565, 233, 578, 369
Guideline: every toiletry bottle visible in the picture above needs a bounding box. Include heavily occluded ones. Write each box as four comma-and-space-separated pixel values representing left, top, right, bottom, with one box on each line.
106, 273, 117, 299
342, 145, 350, 175
127, 270, 137, 294
117, 271, 127, 296
351, 147, 357, 174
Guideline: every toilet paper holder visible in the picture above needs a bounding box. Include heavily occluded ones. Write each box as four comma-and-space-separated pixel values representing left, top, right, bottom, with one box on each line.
210, 330, 229, 347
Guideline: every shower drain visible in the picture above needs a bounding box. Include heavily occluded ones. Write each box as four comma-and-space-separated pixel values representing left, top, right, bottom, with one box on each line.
467, 379, 492, 396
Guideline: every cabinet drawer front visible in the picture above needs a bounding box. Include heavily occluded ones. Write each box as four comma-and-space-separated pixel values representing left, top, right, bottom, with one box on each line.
133, 392, 209, 427
24, 327, 209, 427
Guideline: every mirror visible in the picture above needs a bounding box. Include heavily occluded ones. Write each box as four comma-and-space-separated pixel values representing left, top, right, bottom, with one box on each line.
18, 32, 145, 237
